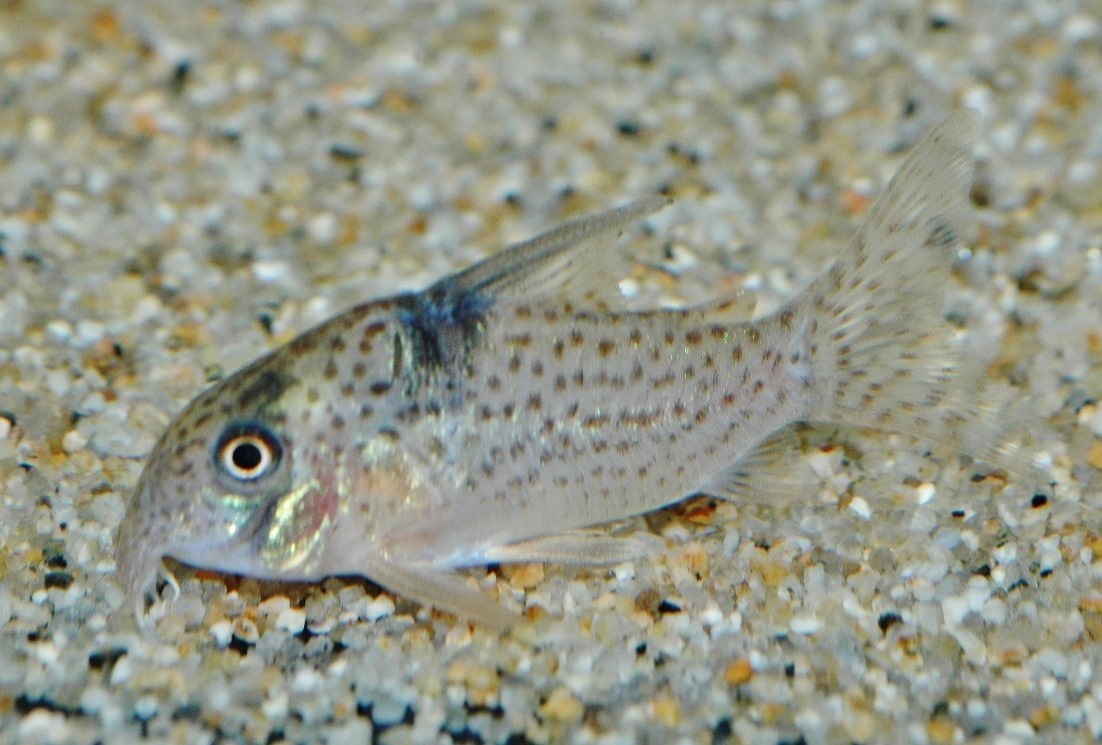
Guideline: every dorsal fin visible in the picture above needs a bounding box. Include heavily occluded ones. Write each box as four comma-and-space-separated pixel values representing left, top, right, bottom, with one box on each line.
435, 197, 672, 307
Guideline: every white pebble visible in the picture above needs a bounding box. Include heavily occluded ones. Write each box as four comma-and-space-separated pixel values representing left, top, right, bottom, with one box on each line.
291, 667, 323, 695
361, 594, 395, 622
31, 641, 59, 666
209, 620, 233, 647
45, 319, 72, 342
252, 260, 292, 283
698, 602, 723, 627
914, 482, 937, 505
790, 614, 823, 635
275, 607, 306, 634
0, 415, 11, 440
258, 594, 291, 616
307, 212, 339, 244
61, 429, 87, 454
74, 319, 105, 347
848, 496, 871, 520
941, 594, 970, 626
134, 695, 158, 721
18, 709, 69, 744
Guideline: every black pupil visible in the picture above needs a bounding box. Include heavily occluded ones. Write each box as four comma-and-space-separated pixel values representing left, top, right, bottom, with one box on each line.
232, 441, 264, 471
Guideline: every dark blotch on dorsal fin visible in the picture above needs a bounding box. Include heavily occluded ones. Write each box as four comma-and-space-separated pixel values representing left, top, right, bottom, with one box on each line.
393, 287, 490, 397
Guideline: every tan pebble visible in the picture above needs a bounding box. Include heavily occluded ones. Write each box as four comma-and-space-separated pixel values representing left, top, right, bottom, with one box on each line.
232, 617, 259, 644
996, 641, 1028, 666
1078, 595, 1102, 614
724, 658, 753, 685
927, 717, 957, 744
1029, 704, 1058, 729
678, 542, 709, 575
1087, 440, 1102, 469
1083, 613, 1102, 642
1083, 534, 1102, 561
540, 687, 584, 724
504, 563, 544, 590
652, 696, 680, 726
635, 587, 661, 614
761, 702, 785, 724
753, 560, 790, 588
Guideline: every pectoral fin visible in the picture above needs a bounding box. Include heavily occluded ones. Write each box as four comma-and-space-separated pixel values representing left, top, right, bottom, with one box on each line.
361, 555, 519, 630
480, 530, 664, 566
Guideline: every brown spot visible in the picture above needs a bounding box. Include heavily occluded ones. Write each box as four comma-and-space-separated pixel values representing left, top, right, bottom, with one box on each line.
672, 400, 686, 417
503, 402, 516, 418
331, 414, 346, 430
359, 404, 373, 419
352, 362, 368, 378
514, 305, 532, 319
652, 371, 675, 389
480, 405, 493, 421
631, 361, 644, 382
487, 375, 502, 392
747, 328, 761, 344
235, 368, 290, 411
694, 408, 708, 424
553, 339, 565, 359
708, 325, 728, 341
370, 381, 392, 396
685, 329, 702, 346
323, 358, 339, 380
572, 370, 585, 386
597, 339, 616, 357
509, 355, 521, 373
341, 382, 355, 397
544, 308, 560, 323
330, 336, 347, 352
753, 380, 765, 394
554, 374, 567, 392
721, 392, 737, 407
778, 309, 795, 330
290, 333, 320, 356
527, 394, 542, 411
683, 364, 695, 380
531, 359, 544, 376
306, 387, 321, 404
571, 329, 585, 347
629, 328, 642, 346
732, 346, 743, 363
506, 333, 532, 348
664, 330, 675, 346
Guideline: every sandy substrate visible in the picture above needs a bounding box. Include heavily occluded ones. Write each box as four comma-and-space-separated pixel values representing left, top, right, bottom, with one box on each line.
1, 2, 1100, 743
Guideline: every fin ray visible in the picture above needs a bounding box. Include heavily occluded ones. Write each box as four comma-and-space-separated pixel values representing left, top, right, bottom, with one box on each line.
439, 197, 672, 307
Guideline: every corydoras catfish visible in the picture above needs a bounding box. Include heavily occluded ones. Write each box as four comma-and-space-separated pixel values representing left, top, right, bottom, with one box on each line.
116, 110, 1023, 627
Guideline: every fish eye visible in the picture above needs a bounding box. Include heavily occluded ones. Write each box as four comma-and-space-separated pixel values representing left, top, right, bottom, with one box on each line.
214, 422, 282, 482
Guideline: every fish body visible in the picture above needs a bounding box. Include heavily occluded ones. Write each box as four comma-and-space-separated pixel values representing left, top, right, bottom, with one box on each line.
117, 111, 1007, 625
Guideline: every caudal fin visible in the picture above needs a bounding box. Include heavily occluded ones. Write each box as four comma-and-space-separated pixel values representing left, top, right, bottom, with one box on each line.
799, 111, 1035, 477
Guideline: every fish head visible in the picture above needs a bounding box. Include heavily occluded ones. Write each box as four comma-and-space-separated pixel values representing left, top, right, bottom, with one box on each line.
115, 356, 344, 615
